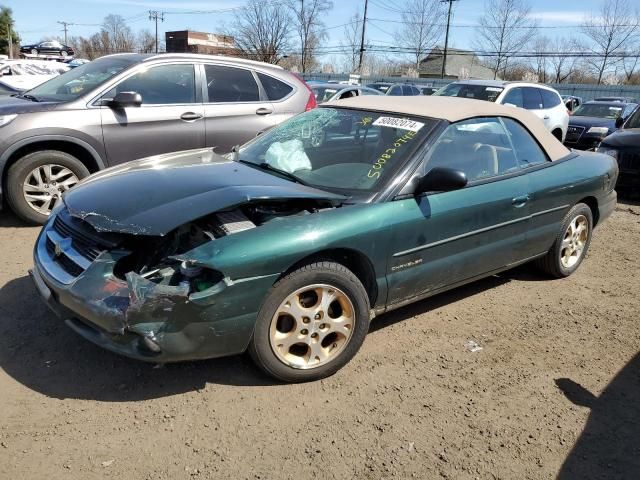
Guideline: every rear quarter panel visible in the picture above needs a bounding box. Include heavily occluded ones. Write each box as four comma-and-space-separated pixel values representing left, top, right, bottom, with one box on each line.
527, 151, 617, 255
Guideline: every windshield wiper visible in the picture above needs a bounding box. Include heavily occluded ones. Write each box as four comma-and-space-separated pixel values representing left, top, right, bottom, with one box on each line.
235, 158, 309, 186
19, 94, 40, 102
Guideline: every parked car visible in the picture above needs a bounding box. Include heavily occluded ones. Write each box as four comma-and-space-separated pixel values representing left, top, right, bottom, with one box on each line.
30, 96, 617, 382
562, 95, 583, 113
65, 58, 91, 69
20, 41, 75, 57
564, 101, 637, 151
434, 80, 569, 141
0, 59, 70, 92
597, 105, 640, 190
417, 85, 439, 96
594, 96, 638, 103
0, 53, 316, 224
365, 82, 393, 93
385, 83, 422, 96
310, 82, 382, 103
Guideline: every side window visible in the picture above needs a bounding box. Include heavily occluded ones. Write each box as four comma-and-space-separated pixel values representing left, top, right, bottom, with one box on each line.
105, 64, 196, 105
540, 89, 561, 108
425, 117, 519, 182
502, 118, 549, 168
523, 87, 543, 110
502, 88, 524, 108
205, 65, 259, 102
257, 72, 293, 101
402, 85, 414, 96
388, 85, 402, 96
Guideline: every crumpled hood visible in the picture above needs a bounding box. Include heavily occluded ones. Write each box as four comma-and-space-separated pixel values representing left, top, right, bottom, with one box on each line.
0, 95, 61, 114
569, 116, 617, 132
63, 148, 346, 236
600, 128, 640, 148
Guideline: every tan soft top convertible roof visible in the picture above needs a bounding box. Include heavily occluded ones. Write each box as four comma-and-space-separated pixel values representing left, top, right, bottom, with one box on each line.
333, 96, 570, 161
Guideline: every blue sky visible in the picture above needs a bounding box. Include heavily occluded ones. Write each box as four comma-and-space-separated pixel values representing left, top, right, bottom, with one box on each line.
11, 0, 604, 56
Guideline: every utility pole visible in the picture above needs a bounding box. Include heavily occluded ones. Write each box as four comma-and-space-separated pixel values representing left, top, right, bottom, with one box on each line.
57, 21, 73, 44
358, 0, 369, 73
440, 0, 458, 79
7, 21, 13, 59
149, 10, 165, 53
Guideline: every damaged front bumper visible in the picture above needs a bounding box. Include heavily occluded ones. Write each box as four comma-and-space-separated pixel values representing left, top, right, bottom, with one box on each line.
30, 216, 278, 363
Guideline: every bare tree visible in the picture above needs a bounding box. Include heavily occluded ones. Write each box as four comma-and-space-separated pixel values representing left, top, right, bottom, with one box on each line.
137, 29, 156, 53
398, 0, 446, 72
548, 37, 582, 83
99, 14, 136, 53
623, 51, 640, 83
340, 9, 363, 73
285, 0, 333, 73
233, 0, 292, 64
581, 0, 640, 84
531, 36, 550, 83
474, 0, 538, 79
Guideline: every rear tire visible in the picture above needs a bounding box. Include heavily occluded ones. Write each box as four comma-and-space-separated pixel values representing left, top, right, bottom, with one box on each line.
535, 203, 593, 278
6, 150, 89, 225
249, 261, 370, 383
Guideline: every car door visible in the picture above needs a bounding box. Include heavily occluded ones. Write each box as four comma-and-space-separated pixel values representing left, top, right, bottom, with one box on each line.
501, 117, 573, 258
386, 117, 530, 304
202, 64, 276, 154
99, 62, 205, 165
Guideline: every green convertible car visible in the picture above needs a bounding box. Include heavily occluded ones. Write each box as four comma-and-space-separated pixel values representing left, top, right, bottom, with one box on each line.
30, 96, 618, 382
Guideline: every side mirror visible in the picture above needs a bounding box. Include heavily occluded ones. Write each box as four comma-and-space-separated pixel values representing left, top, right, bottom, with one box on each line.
415, 167, 467, 195
109, 91, 142, 108
615, 116, 624, 128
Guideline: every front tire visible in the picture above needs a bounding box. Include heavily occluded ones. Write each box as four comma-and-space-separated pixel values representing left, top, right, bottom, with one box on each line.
6, 150, 89, 224
249, 261, 370, 382
535, 203, 593, 278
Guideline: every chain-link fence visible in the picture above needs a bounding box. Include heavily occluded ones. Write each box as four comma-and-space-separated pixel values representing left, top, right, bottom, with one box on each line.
302, 74, 640, 102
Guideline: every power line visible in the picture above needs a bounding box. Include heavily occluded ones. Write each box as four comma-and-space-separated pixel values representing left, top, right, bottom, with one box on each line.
57, 21, 73, 44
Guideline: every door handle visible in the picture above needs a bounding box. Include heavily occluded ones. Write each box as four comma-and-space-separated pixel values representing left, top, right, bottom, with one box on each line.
180, 112, 203, 121
256, 107, 273, 115
512, 195, 530, 206
543, 115, 550, 120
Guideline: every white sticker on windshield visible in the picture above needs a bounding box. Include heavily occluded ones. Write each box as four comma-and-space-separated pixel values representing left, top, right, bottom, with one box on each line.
373, 116, 424, 132
485, 87, 503, 92
609, 107, 622, 111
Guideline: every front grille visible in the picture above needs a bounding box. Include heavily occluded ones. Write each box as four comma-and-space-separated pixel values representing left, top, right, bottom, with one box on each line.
565, 125, 585, 143
52, 215, 105, 262
41, 209, 120, 281
618, 151, 640, 172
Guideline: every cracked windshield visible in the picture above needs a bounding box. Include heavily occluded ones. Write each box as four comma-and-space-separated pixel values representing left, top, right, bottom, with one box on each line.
238, 108, 434, 195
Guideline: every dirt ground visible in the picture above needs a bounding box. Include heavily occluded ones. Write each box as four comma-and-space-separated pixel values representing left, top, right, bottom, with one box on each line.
1, 199, 639, 480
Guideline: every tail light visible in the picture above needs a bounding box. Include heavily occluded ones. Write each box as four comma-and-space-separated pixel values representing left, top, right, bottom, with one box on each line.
292, 72, 317, 111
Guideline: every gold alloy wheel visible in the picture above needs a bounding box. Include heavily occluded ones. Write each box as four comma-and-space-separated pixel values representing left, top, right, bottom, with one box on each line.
560, 214, 589, 269
269, 284, 355, 369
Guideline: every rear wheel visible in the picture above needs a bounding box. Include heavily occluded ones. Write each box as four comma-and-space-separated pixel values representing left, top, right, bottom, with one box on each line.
249, 261, 370, 382
60, 50, 68, 57
535, 203, 593, 278
6, 150, 89, 224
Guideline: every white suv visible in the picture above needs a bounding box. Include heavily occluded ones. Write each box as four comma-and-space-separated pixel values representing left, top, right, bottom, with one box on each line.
435, 80, 569, 141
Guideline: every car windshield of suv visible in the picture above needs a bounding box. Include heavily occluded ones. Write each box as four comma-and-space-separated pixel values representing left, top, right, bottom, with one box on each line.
24, 56, 138, 102
237, 107, 434, 196
573, 103, 624, 119
433, 83, 503, 102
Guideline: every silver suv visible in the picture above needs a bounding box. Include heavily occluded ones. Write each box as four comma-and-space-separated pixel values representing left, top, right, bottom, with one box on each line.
0, 53, 316, 224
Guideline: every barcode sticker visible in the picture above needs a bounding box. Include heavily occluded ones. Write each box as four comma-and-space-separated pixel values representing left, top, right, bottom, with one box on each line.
372, 116, 425, 132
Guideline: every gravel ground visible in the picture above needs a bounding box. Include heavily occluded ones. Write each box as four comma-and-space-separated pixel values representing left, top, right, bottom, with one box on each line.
1, 200, 639, 480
